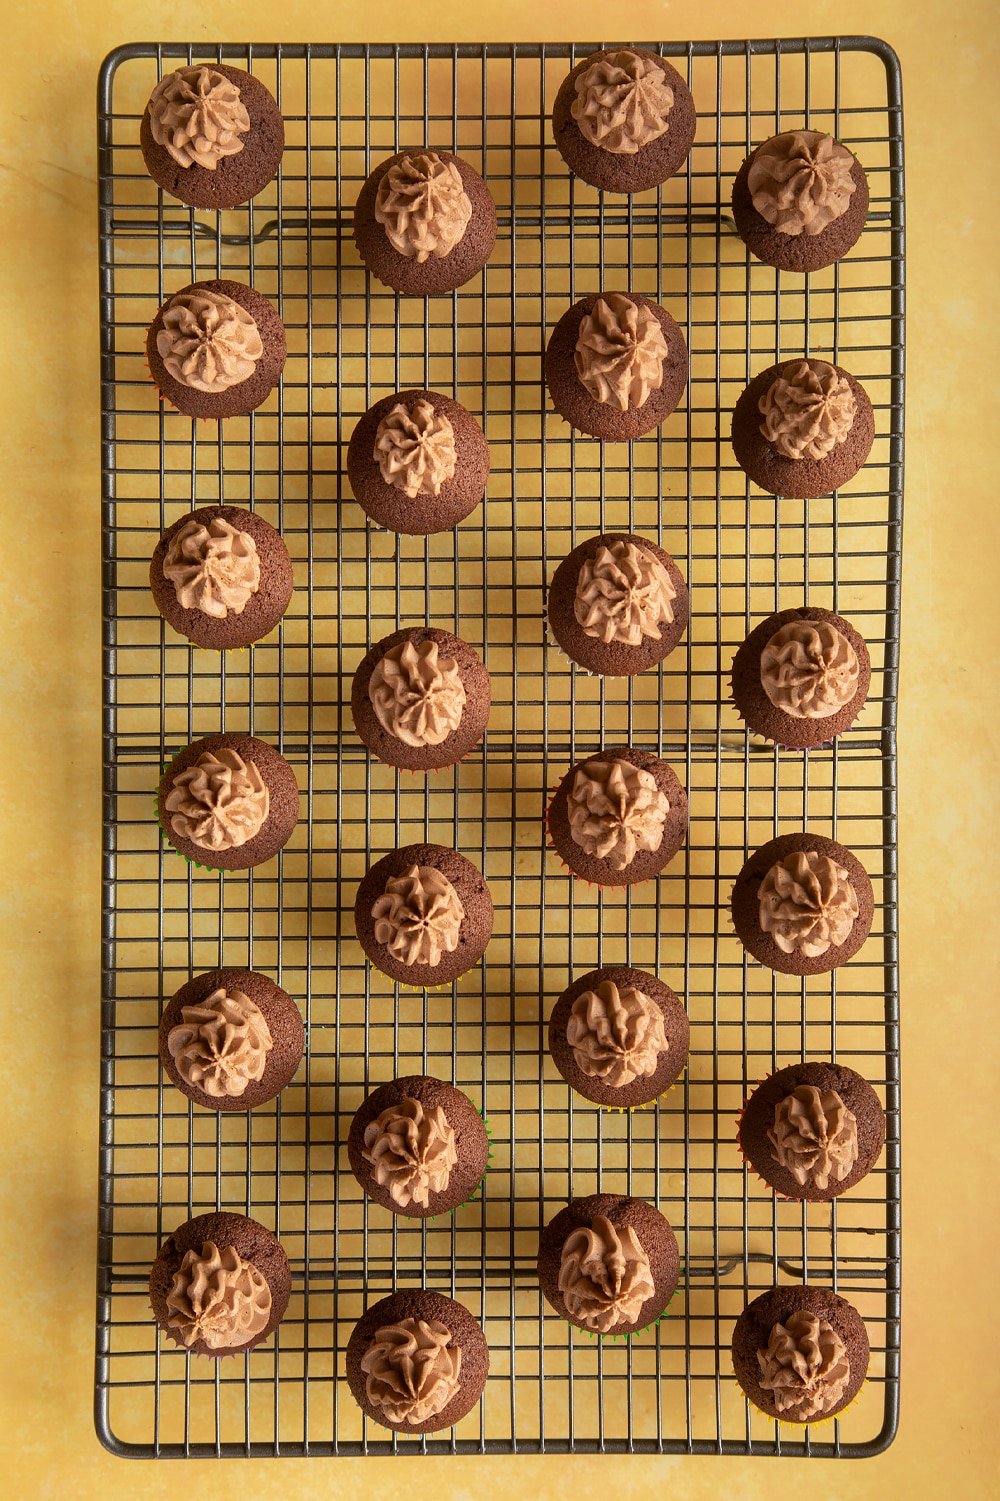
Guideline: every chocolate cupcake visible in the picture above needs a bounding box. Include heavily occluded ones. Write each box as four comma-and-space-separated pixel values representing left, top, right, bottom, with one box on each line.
158, 968, 304, 1112
347, 389, 489, 535
732, 1285, 869, 1423
348, 1074, 489, 1219
732, 130, 869, 273
547, 531, 688, 676
731, 833, 874, 976
731, 359, 874, 498
732, 607, 871, 749
538, 1194, 679, 1336
149, 1211, 290, 1357
354, 150, 497, 295
354, 843, 493, 988
146, 279, 286, 420
346, 1290, 489, 1434
547, 746, 688, 887
140, 64, 284, 210
738, 1062, 886, 1203
157, 733, 299, 871
548, 966, 689, 1109
351, 626, 490, 771
149, 505, 294, 650
545, 292, 688, 440
552, 47, 696, 194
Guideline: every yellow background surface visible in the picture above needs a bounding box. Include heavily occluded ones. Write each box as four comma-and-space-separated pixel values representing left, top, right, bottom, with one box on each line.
1, 2, 996, 1498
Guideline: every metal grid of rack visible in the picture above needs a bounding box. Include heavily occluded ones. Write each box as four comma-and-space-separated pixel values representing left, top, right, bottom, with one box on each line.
97, 38, 903, 1458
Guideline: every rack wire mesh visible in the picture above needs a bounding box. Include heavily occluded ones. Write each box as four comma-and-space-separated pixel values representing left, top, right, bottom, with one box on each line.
97, 38, 903, 1458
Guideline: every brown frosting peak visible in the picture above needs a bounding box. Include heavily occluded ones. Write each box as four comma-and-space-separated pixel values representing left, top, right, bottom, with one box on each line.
166, 986, 272, 1099
166, 1240, 271, 1350
374, 152, 473, 263
574, 539, 676, 646
163, 516, 261, 619
567, 980, 668, 1088
574, 294, 669, 412
148, 66, 249, 172
371, 864, 465, 968
747, 130, 857, 237
362, 1096, 458, 1208
768, 1084, 859, 1191
373, 399, 457, 499
165, 748, 270, 853
567, 757, 669, 871
361, 1317, 462, 1424
570, 50, 674, 155
758, 359, 857, 461
760, 619, 860, 719
757, 1310, 851, 1418
758, 850, 859, 958
558, 1215, 655, 1332
156, 289, 263, 393
368, 638, 467, 747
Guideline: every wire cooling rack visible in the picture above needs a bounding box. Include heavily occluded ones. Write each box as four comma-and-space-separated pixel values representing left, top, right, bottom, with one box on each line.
96, 38, 903, 1458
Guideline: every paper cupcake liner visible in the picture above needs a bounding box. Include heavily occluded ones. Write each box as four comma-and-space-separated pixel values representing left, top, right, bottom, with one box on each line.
733, 1360, 869, 1429
727, 674, 841, 754
578, 1280, 682, 1342
598, 1061, 688, 1115
364, 729, 488, 777
368, 952, 486, 996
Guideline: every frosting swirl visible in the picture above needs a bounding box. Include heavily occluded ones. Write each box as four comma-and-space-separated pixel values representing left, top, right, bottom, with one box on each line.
558, 1215, 655, 1332
362, 1096, 458, 1208
165, 1240, 271, 1350
566, 758, 669, 871
570, 50, 674, 155
368, 638, 467, 747
747, 130, 857, 237
162, 516, 261, 618
575, 294, 669, 412
758, 359, 857, 461
758, 850, 859, 958
768, 1084, 859, 1191
574, 539, 676, 646
156, 289, 263, 393
567, 980, 667, 1088
374, 152, 473, 263
362, 1317, 462, 1424
372, 864, 465, 968
165, 748, 270, 852
756, 1310, 851, 1418
166, 986, 273, 1099
760, 619, 860, 719
148, 66, 249, 172
373, 399, 457, 498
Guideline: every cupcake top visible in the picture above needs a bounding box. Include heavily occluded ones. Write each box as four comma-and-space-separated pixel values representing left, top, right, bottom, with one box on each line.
548, 531, 689, 676
731, 832, 874, 976
747, 131, 858, 238
351, 626, 490, 770
537, 1194, 679, 1336
148, 66, 250, 173
354, 150, 497, 295
147, 279, 286, 420
548, 746, 688, 886
731, 360, 875, 498
346, 1290, 490, 1433
731, 1284, 870, 1423
354, 842, 494, 988
757, 359, 857, 462
731, 606, 872, 750
549, 965, 689, 1108
348, 1074, 489, 1218
157, 733, 299, 871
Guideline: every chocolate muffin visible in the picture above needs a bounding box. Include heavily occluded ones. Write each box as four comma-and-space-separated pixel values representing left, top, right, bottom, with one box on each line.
545, 292, 688, 440
354, 150, 497, 295
731, 607, 872, 749
158, 968, 305, 1112
147, 279, 286, 420
348, 1074, 489, 1218
149, 505, 294, 650
738, 1062, 886, 1203
347, 389, 490, 535
157, 733, 299, 871
731, 832, 874, 977
351, 626, 490, 771
548, 966, 689, 1109
354, 843, 494, 988
732, 130, 869, 273
731, 1284, 870, 1423
731, 359, 874, 498
547, 746, 688, 887
547, 531, 688, 675
149, 1211, 290, 1358
346, 1290, 489, 1434
538, 1194, 679, 1336
140, 64, 284, 210
552, 47, 696, 194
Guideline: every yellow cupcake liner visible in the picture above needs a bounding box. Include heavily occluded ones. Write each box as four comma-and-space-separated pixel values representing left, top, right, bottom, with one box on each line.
734, 1358, 869, 1429
597, 1061, 688, 1115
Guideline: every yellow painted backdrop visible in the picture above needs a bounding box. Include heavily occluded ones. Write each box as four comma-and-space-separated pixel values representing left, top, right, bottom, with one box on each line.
1, 1, 996, 1497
